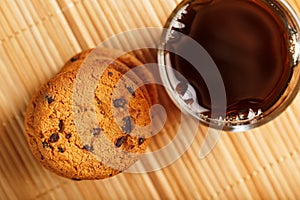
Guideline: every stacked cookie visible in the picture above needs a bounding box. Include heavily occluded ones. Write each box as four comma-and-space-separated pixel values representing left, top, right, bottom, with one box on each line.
24, 48, 158, 180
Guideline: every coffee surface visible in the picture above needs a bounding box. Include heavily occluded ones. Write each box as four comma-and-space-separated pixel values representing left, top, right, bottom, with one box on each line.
168, 0, 292, 116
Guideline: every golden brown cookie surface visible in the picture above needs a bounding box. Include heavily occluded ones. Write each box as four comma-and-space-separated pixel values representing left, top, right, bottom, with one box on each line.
25, 58, 151, 180
62, 48, 159, 105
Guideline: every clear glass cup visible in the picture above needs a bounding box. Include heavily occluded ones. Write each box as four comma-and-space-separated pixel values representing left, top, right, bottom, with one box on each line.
158, 0, 300, 132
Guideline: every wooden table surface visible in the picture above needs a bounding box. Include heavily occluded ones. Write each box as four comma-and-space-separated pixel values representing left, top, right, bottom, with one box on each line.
0, 0, 300, 199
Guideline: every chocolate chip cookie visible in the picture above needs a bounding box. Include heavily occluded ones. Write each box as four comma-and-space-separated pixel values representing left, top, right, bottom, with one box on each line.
25, 57, 152, 180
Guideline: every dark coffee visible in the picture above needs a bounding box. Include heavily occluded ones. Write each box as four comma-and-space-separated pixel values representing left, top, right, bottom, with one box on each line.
167, 0, 293, 117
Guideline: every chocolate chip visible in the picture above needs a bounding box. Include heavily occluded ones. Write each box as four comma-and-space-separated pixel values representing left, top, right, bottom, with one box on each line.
121, 116, 133, 134
176, 82, 188, 96
108, 71, 113, 76
109, 173, 113, 177
66, 133, 72, 139
115, 136, 125, 148
127, 86, 135, 97
138, 138, 145, 145
58, 120, 63, 132
83, 144, 94, 152
45, 95, 54, 104
113, 98, 127, 108
49, 133, 59, 143
91, 127, 101, 137
57, 147, 65, 153
41, 155, 44, 160
72, 178, 81, 181
42, 141, 49, 148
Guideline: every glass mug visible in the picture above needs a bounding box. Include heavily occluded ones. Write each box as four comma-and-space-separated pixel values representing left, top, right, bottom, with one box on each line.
158, 0, 300, 132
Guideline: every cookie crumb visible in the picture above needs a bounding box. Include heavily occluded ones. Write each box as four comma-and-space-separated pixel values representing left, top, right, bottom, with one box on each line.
49, 133, 59, 143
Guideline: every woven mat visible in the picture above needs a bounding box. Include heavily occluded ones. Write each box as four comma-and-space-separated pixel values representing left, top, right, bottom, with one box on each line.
1, 0, 300, 199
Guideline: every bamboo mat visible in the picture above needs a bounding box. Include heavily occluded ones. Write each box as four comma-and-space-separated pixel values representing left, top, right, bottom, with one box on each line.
1, 0, 300, 199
